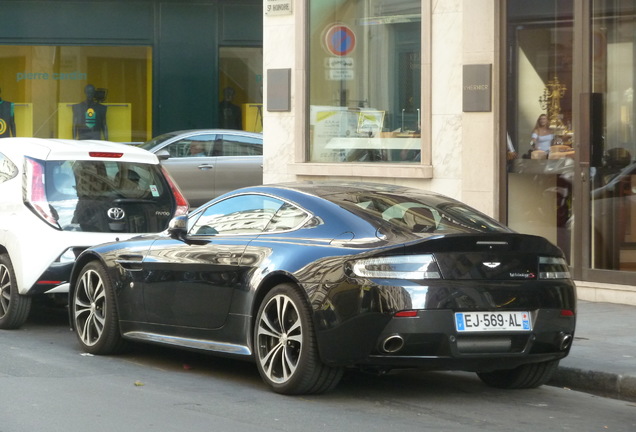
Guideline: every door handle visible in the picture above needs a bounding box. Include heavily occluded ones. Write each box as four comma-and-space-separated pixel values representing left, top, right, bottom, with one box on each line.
197, 164, 214, 170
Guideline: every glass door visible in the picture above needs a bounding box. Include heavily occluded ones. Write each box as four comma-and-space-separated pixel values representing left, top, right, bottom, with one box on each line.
584, 1, 636, 276
507, 1, 636, 284
506, 1, 574, 262
218, 47, 263, 132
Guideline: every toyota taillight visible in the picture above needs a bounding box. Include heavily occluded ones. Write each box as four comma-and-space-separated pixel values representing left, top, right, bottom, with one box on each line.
160, 165, 189, 216
23, 157, 60, 228
89, 152, 123, 158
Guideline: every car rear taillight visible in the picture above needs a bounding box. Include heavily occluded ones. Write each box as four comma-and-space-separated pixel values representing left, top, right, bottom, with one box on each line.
89, 152, 123, 158
160, 166, 189, 216
538, 257, 571, 279
349, 254, 441, 279
23, 157, 60, 228
395, 310, 418, 317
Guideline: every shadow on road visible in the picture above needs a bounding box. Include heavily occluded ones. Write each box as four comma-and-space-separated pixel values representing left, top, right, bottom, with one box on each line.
17, 298, 524, 398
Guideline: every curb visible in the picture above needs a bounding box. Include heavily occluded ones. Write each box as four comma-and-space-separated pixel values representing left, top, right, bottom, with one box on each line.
549, 367, 636, 403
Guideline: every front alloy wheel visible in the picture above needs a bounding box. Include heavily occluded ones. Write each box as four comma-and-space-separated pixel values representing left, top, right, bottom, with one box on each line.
254, 283, 343, 395
72, 261, 125, 354
0, 253, 32, 329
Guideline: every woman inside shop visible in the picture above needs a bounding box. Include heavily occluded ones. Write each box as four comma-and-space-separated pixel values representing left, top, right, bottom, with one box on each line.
530, 113, 554, 153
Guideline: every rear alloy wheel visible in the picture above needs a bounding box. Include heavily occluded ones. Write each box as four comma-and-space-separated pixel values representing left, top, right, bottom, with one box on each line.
72, 261, 125, 354
254, 283, 343, 395
0, 254, 32, 330
477, 360, 560, 389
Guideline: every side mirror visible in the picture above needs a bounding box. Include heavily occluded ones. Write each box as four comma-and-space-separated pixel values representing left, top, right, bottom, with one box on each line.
156, 149, 171, 161
167, 215, 188, 240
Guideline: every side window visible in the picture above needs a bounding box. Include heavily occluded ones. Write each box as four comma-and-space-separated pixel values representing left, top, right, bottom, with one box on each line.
0, 152, 18, 183
215, 135, 263, 156
264, 203, 310, 232
381, 202, 439, 233
190, 194, 283, 236
166, 134, 217, 158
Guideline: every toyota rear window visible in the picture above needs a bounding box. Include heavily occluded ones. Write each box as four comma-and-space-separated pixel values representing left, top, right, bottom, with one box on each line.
45, 160, 174, 233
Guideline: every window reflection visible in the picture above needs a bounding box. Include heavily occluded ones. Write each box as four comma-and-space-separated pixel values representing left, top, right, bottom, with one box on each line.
264, 203, 310, 233
191, 195, 284, 236
308, 0, 421, 163
506, 1, 574, 261
590, 0, 636, 271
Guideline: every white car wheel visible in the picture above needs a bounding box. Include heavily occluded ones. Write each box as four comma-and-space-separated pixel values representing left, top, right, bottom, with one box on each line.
0, 254, 32, 330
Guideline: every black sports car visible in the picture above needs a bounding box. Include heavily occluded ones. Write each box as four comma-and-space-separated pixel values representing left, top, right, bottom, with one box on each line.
68, 182, 576, 394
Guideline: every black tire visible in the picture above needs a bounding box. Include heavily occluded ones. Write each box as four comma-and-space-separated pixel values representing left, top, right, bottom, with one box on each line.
477, 360, 560, 389
0, 253, 32, 330
72, 261, 126, 354
254, 283, 343, 395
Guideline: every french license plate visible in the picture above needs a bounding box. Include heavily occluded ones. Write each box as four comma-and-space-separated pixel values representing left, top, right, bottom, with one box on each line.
454, 311, 532, 332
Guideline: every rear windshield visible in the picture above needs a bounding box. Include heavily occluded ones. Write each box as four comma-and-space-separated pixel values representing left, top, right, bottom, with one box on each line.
45, 160, 174, 233
330, 190, 511, 234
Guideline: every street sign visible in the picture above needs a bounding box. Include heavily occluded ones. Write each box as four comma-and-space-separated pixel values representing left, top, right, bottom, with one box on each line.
265, 0, 292, 16
325, 57, 354, 69
327, 69, 354, 81
324, 24, 356, 57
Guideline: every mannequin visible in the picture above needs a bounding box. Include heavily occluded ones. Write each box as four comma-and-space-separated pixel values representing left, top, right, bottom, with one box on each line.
73, 84, 108, 140
219, 86, 242, 130
0, 87, 16, 138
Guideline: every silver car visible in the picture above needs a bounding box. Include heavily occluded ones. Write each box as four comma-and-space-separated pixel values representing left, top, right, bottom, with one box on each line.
140, 129, 263, 207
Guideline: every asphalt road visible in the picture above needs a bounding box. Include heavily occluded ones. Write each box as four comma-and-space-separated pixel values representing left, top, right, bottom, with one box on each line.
1, 302, 634, 432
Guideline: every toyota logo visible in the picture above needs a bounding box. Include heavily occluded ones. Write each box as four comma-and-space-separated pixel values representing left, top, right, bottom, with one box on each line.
107, 207, 126, 221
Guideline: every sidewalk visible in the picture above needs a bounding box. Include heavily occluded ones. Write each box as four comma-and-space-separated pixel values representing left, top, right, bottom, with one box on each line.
548, 300, 636, 402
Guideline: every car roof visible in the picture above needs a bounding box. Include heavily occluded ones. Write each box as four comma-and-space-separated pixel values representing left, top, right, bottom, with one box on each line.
158, 129, 263, 138
238, 181, 444, 200
0, 137, 159, 164
205, 182, 463, 240
215, 181, 452, 220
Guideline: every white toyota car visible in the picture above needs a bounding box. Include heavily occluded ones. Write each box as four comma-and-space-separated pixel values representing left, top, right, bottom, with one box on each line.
0, 137, 189, 329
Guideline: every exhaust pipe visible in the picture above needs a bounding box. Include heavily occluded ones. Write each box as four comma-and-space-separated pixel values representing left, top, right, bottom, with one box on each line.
380, 334, 405, 353
558, 333, 573, 350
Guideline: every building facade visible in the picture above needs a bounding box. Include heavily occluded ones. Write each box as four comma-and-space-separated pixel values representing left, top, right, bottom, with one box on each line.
0, 0, 263, 142
263, 0, 636, 305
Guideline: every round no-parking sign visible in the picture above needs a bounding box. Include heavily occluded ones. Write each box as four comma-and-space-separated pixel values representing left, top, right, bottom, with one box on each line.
324, 24, 356, 57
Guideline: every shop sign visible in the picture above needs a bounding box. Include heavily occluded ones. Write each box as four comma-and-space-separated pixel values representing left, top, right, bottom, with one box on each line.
463, 64, 492, 112
267, 68, 291, 112
265, 0, 293, 16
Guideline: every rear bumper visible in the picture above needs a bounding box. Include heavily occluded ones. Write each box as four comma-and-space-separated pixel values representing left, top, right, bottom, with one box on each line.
317, 308, 575, 372
28, 261, 75, 295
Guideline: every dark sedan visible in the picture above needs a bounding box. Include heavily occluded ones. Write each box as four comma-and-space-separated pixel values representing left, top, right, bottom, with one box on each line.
68, 182, 576, 394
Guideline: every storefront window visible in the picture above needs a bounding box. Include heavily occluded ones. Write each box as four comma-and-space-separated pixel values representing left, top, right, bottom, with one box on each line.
308, 0, 421, 163
0, 45, 151, 142
507, 1, 636, 276
589, 1, 636, 271
219, 47, 263, 132
506, 1, 574, 261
